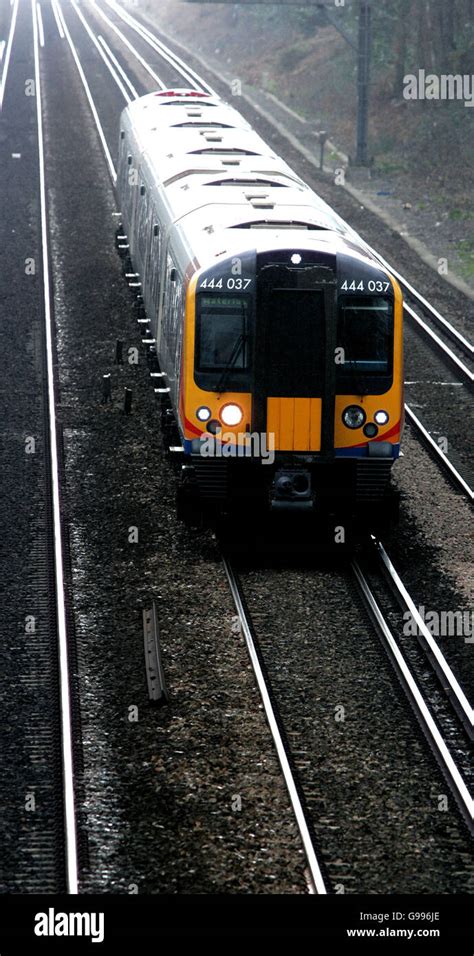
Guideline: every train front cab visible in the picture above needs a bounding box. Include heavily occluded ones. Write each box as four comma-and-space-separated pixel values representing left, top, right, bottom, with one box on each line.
177, 245, 403, 534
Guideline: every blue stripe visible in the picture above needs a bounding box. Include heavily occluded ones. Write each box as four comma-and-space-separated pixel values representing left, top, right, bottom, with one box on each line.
335, 443, 400, 459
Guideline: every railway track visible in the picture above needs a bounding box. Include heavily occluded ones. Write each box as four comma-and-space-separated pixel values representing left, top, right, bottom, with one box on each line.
0, 0, 80, 892
223, 549, 472, 891
373, 539, 473, 739
404, 404, 473, 500
223, 558, 328, 895
353, 547, 473, 828
32, 0, 79, 892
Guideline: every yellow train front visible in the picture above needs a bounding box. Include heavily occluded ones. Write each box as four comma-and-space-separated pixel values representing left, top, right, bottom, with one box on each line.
176, 237, 403, 531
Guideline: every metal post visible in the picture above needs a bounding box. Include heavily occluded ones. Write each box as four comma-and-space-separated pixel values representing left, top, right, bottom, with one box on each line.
124, 388, 133, 414
101, 373, 112, 404
355, 0, 371, 166
318, 130, 327, 170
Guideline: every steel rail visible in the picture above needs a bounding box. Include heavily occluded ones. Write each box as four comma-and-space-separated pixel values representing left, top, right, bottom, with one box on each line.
403, 302, 473, 383
374, 538, 474, 737
223, 557, 328, 895
51, 0, 65, 39
0, 0, 19, 109
33, 0, 79, 893
72, 0, 132, 104
89, 0, 166, 90
55, 0, 117, 183
98, 34, 139, 100
405, 404, 474, 501
100, 0, 216, 94
36, 1, 45, 47
352, 560, 473, 829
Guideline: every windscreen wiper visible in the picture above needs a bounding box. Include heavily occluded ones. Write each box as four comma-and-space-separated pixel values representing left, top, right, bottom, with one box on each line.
215, 332, 246, 394
339, 321, 365, 395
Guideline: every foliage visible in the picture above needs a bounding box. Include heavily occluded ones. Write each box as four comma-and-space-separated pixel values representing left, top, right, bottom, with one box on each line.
225, 1, 474, 79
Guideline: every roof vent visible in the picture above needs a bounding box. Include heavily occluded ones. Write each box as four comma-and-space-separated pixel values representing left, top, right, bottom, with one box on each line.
203, 178, 286, 189
175, 121, 231, 129
250, 199, 275, 209
164, 168, 222, 186
189, 147, 259, 156
230, 220, 325, 230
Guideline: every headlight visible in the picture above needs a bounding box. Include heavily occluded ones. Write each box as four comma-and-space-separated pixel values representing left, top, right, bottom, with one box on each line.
342, 405, 366, 429
374, 409, 389, 425
196, 405, 211, 422
363, 423, 379, 438
206, 419, 221, 434
220, 403, 243, 426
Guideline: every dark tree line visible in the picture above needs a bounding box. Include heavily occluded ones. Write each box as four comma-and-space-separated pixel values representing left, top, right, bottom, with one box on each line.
266, 0, 474, 90
382, 0, 474, 92
177, 1, 473, 120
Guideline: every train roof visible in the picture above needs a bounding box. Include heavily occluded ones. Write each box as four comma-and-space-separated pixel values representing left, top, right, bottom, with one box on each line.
137, 136, 306, 186
127, 89, 252, 132
177, 216, 380, 266
158, 159, 307, 189
119, 90, 384, 274
130, 123, 283, 168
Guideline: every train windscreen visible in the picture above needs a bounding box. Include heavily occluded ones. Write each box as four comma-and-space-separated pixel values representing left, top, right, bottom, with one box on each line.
336, 295, 394, 395
195, 294, 252, 391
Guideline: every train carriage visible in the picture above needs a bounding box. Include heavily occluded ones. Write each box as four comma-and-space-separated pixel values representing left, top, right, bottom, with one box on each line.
116, 89, 403, 530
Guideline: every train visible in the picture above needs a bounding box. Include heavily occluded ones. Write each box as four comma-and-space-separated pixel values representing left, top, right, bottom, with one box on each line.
115, 88, 403, 533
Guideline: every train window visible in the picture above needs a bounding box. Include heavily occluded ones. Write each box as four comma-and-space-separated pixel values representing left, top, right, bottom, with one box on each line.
148, 219, 161, 310
196, 295, 250, 384
336, 295, 394, 395
136, 185, 149, 273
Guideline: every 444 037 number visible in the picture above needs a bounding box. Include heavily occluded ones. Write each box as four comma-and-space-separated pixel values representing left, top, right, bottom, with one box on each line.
340, 279, 391, 293
199, 276, 252, 291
